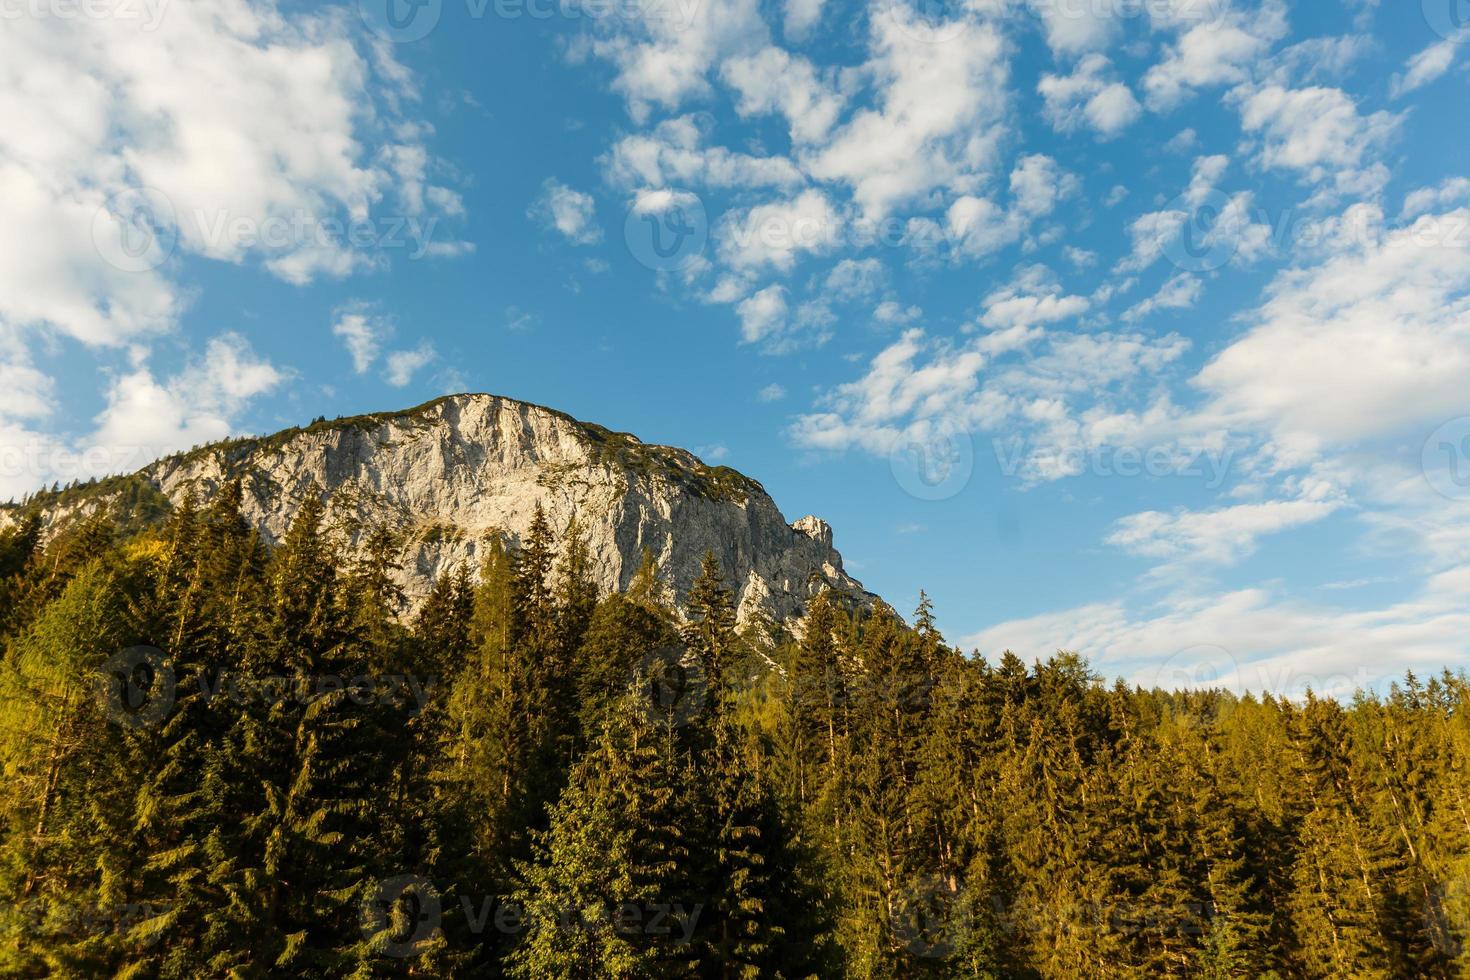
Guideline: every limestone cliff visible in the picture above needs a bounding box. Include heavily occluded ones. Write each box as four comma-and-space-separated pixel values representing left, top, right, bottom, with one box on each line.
2, 394, 874, 626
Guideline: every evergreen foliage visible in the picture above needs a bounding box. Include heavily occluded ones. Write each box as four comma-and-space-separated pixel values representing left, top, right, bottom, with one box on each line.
1, 489, 1469, 977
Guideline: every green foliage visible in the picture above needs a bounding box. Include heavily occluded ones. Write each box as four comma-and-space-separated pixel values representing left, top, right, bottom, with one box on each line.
2, 484, 1470, 978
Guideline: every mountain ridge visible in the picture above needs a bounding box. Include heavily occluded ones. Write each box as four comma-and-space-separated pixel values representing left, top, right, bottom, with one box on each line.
2, 392, 875, 627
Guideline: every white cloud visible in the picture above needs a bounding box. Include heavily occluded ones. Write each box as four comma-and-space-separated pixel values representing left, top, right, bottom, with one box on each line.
823, 258, 886, 300
721, 47, 844, 144
0, 0, 460, 344
1009, 154, 1080, 218
757, 382, 787, 402
584, 0, 767, 121
736, 285, 789, 343
1028, 0, 1117, 54
605, 115, 803, 190
90, 333, 285, 467
332, 309, 388, 374
789, 325, 1197, 483
1143, 13, 1282, 110
783, 0, 824, 40
802, 8, 1009, 219
1038, 55, 1142, 140
383, 342, 436, 387
943, 155, 1076, 260
1122, 271, 1202, 321
1195, 202, 1470, 451
1114, 155, 1271, 275
1106, 497, 1343, 565
717, 189, 841, 272
965, 573, 1470, 697
1237, 84, 1398, 185
874, 300, 923, 325
1165, 128, 1200, 153
1402, 177, 1470, 219
531, 179, 602, 245
1392, 34, 1465, 97
980, 268, 1090, 330
0, 0, 461, 495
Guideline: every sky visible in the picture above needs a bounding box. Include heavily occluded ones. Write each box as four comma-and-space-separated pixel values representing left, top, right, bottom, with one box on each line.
3, 0, 1470, 696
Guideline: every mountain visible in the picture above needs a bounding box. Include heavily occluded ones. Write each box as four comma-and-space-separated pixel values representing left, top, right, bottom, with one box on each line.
0, 393, 873, 626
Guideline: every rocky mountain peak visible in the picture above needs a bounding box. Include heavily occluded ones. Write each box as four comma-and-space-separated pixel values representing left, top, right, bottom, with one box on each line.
4, 393, 874, 627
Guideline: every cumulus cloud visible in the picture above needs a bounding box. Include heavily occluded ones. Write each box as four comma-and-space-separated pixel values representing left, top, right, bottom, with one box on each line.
736, 285, 789, 343
1106, 496, 1343, 565
1143, 10, 1284, 110
965, 574, 1470, 697
531, 179, 603, 245
1195, 202, 1470, 451
383, 342, 436, 388
605, 115, 803, 190
1237, 84, 1398, 189
333, 309, 389, 374
1122, 272, 1203, 322
1038, 55, 1143, 140
717, 189, 841, 272
90, 334, 286, 470
1392, 35, 1465, 97
721, 47, 844, 145
802, 8, 1009, 219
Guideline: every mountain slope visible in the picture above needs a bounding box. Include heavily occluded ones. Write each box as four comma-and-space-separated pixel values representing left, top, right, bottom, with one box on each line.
2, 393, 873, 625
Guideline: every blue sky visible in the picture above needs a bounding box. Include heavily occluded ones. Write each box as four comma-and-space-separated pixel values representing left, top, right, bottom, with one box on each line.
4, 0, 1470, 693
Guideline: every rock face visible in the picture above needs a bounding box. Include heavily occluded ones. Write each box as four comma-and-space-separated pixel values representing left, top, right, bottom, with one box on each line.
4, 394, 873, 626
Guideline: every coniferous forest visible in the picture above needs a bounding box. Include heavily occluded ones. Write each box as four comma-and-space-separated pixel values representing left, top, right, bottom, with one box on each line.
3, 487, 1470, 979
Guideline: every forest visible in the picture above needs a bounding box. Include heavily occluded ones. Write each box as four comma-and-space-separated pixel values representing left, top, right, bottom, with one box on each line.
1, 484, 1469, 978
